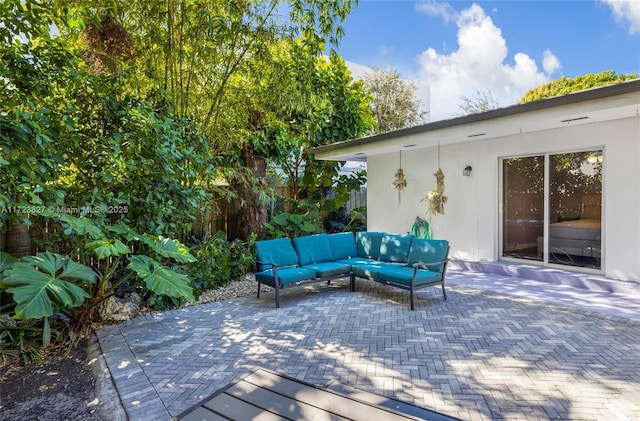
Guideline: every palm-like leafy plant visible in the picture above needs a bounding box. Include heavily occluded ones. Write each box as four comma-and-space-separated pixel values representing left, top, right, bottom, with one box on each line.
0, 251, 96, 320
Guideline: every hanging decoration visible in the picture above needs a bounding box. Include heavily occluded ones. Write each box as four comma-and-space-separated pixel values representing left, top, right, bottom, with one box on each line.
391, 150, 407, 204
421, 144, 447, 216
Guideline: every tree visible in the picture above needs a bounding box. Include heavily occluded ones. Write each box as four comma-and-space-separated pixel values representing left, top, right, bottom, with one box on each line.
0, 2, 208, 347
362, 66, 427, 134
519, 71, 637, 103
224, 43, 374, 238
58, 0, 360, 240
458, 89, 499, 115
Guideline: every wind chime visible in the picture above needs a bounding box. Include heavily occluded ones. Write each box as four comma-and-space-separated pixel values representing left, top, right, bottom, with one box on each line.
391, 150, 407, 205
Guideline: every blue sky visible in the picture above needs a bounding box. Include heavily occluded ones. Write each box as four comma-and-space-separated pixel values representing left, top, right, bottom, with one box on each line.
333, 0, 640, 121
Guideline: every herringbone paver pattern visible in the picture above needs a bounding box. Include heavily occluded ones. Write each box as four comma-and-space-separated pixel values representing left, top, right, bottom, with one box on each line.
97, 274, 640, 421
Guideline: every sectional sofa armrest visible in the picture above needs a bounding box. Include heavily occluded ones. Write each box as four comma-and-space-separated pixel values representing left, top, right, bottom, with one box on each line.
410, 259, 449, 270
256, 260, 299, 271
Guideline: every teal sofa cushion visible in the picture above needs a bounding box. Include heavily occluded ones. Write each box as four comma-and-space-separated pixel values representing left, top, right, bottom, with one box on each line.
379, 233, 414, 263
303, 262, 351, 278
255, 238, 299, 271
355, 231, 384, 259
351, 261, 402, 279
378, 266, 442, 287
407, 239, 449, 273
292, 234, 333, 266
335, 256, 375, 267
328, 232, 358, 260
255, 266, 317, 287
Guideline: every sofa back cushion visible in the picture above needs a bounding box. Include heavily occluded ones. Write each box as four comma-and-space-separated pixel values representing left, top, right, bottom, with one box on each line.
356, 231, 384, 259
328, 232, 357, 260
255, 238, 299, 271
379, 233, 414, 263
292, 234, 333, 266
407, 239, 449, 273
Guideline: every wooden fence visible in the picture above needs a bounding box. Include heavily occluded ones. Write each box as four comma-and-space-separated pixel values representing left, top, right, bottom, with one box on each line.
327, 187, 367, 211
0, 188, 367, 252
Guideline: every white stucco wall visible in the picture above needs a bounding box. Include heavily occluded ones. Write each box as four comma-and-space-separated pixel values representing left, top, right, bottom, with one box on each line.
367, 116, 640, 281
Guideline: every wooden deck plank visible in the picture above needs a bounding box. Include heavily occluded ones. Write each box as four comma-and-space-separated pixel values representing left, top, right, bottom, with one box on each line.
243, 369, 422, 420
203, 392, 287, 421
226, 379, 348, 421
178, 405, 228, 421
325, 381, 461, 421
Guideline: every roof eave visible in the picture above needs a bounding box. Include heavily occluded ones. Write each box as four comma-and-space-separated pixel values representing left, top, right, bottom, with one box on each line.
309, 78, 640, 160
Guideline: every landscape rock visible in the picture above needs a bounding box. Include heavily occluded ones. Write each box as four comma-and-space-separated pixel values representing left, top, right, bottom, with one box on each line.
98, 293, 143, 322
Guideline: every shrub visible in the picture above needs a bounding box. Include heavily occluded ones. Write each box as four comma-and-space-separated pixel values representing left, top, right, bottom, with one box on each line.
325, 206, 366, 233
263, 212, 324, 239
188, 232, 255, 291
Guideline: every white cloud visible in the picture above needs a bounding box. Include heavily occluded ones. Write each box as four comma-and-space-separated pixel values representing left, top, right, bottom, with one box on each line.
542, 49, 562, 75
377, 45, 395, 56
601, 0, 640, 34
415, 1, 457, 23
415, 3, 560, 120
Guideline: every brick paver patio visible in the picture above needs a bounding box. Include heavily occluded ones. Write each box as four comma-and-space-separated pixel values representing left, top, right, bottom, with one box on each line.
96, 269, 640, 420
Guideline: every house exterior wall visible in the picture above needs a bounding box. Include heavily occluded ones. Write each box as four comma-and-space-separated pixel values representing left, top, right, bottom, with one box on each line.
367, 116, 640, 281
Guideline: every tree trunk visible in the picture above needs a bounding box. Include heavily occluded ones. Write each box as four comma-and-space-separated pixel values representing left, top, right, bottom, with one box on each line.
227, 148, 268, 240
5, 219, 31, 257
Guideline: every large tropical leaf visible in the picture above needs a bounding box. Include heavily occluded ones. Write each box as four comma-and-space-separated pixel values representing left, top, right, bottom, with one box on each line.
1, 252, 96, 319
0, 252, 17, 282
153, 237, 196, 263
59, 215, 103, 239
128, 255, 194, 302
86, 238, 130, 259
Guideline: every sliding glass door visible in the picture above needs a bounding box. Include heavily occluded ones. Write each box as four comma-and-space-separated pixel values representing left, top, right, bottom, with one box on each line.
502, 156, 545, 262
502, 150, 602, 270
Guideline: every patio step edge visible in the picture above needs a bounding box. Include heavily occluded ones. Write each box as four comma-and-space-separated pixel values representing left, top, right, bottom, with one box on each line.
449, 259, 640, 297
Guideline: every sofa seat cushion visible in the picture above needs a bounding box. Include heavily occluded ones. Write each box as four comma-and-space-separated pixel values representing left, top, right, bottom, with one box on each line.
335, 257, 376, 267
407, 239, 449, 274
378, 266, 442, 287
328, 232, 358, 260
292, 234, 333, 266
256, 267, 317, 287
352, 261, 403, 279
303, 262, 351, 278
255, 238, 299, 271
379, 233, 414, 263
355, 231, 384, 259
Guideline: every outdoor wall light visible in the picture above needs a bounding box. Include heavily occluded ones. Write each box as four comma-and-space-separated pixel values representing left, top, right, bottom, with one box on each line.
463, 165, 472, 176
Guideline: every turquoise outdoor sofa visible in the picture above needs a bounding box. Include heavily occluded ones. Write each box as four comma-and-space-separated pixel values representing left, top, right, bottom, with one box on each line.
254, 232, 450, 310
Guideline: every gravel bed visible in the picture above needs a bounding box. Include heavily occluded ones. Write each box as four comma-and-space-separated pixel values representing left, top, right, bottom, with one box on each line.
194, 273, 270, 304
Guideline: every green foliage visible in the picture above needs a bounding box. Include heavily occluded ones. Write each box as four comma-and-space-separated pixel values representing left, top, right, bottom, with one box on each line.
1, 1, 370, 362
128, 256, 194, 302
0, 210, 196, 338
58, 91, 215, 238
0, 251, 96, 320
0, 320, 64, 364
519, 71, 638, 103
264, 212, 325, 239
188, 232, 256, 291
325, 206, 367, 233
264, 50, 373, 213
0, 5, 80, 228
